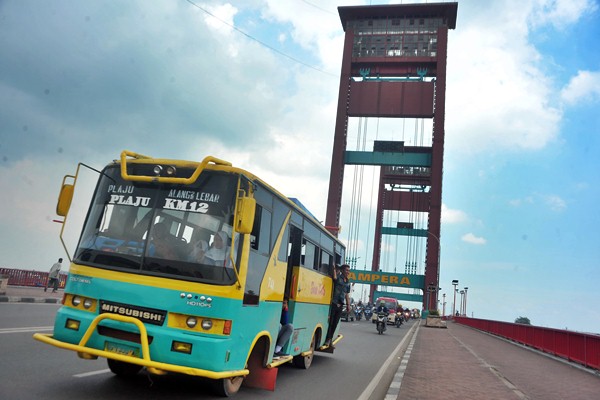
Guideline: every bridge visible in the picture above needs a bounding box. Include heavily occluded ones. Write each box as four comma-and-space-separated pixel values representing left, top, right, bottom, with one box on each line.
2, 282, 599, 398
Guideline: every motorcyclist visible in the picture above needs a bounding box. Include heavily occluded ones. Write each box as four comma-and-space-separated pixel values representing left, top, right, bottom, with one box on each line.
356, 300, 363, 311
375, 300, 389, 331
355, 300, 364, 320
376, 300, 389, 315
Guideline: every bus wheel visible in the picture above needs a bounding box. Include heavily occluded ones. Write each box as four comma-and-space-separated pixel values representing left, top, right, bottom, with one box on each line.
107, 358, 143, 377
292, 333, 315, 369
212, 376, 244, 397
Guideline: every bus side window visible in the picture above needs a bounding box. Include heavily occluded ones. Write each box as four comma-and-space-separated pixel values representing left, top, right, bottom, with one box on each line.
250, 204, 271, 255
250, 206, 262, 250
302, 239, 317, 270
320, 250, 332, 274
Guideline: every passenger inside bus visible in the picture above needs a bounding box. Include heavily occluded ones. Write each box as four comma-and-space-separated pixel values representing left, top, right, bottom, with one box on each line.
189, 239, 209, 264
151, 222, 178, 259
205, 231, 230, 266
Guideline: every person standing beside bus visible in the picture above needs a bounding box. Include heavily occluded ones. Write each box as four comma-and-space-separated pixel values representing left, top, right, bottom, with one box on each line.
274, 299, 293, 357
324, 264, 351, 348
44, 258, 62, 293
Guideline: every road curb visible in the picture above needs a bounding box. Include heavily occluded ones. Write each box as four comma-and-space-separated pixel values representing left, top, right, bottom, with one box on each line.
0, 296, 61, 304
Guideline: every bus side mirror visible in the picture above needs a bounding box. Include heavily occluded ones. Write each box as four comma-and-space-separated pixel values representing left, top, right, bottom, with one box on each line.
236, 196, 256, 234
56, 183, 74, 217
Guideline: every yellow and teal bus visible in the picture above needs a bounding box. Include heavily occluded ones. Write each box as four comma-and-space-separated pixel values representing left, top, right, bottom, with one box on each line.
34, 150, 345, 396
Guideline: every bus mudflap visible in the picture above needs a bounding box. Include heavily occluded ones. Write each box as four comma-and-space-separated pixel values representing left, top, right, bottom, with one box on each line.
242, 348, 279, 391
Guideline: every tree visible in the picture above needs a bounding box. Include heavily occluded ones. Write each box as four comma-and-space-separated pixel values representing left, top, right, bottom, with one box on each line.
514, 316, 531, 325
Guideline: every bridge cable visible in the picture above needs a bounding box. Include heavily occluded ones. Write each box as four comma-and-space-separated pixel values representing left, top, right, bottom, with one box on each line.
346, 119, 360, 265
363, 118, 380, 273
347, 117, 368, 268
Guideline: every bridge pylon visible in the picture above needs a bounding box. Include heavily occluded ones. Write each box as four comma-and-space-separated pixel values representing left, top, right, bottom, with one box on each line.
325, 3, 458, 310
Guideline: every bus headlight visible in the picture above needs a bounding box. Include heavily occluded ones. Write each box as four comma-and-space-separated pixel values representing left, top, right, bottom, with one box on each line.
201, 319, 213, 330
186, 316, 197, 328
83, 298, 93, 309
65, 294, 97, 312
71, 296, 82, 306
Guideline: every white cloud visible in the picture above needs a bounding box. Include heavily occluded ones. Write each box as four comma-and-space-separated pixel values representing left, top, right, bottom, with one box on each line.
202, 3, 238, 32
461, 233, 487, 245
0, 156, 98, 268
543, 194, 567, 212
508, 193, 565, 211
447, 48, 561, 153
445, 0, 575, 154
531, 0, 598, 29
561, 70, 600, 105
442, 204, 468, 224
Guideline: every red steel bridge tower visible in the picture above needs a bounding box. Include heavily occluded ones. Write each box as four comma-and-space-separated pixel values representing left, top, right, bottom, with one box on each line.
325, 3, 458, 310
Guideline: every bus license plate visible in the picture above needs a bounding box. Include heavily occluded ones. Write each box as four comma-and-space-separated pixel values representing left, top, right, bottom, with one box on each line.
104, 341, 140, 358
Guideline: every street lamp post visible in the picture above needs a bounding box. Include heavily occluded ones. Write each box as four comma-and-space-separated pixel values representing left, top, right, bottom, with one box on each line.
459, 290, 465, 316
451, 279, 458, 317
464, 287, 468, 316
442, 293, 446, 317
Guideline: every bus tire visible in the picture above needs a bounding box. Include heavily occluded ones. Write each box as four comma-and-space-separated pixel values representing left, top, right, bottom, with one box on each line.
107, 358, 143, 377
292, 332, 316, 369
212, 376, 244, 397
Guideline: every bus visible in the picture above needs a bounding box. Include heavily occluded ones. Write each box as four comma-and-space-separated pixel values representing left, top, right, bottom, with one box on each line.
34, 150, 346, 396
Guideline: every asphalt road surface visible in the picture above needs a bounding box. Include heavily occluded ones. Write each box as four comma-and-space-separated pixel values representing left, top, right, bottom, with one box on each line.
0, 303, 413, 399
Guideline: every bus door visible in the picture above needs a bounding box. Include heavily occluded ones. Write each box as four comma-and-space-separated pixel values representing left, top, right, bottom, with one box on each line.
284, 225, 302, 302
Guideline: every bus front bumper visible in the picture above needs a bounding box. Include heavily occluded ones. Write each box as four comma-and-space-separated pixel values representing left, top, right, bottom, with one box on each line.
33, 313, 249, 379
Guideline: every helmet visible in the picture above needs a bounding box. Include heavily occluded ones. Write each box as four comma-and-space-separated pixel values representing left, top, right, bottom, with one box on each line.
380, 300, 385, 305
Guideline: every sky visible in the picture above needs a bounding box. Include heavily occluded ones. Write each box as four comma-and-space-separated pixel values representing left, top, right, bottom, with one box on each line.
1, 0, 599, 333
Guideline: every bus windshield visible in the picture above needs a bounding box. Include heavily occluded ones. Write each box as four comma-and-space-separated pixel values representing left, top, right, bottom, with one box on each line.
75, 164, 241, 285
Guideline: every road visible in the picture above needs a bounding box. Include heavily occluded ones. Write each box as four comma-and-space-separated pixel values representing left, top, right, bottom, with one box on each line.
0, 303, 413, 399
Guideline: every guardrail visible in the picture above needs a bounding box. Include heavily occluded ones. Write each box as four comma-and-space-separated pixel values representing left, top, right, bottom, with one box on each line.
0, 268, 66, 289
455, 316, 600, 371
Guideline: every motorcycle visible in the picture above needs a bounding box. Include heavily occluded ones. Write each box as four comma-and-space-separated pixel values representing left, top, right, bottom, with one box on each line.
395, 312, 403, 328
355, 305, 364, 321
376, 312, 388, 334
364, 307, 373, 321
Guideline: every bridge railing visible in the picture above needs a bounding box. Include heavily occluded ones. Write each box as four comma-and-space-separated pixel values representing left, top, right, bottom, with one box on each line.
455, 316, 600, 371
0, 268, 66, 289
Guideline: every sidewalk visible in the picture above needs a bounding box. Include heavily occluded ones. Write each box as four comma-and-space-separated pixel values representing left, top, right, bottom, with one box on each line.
0, 285, 63, 303
393, 320, 600, 400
